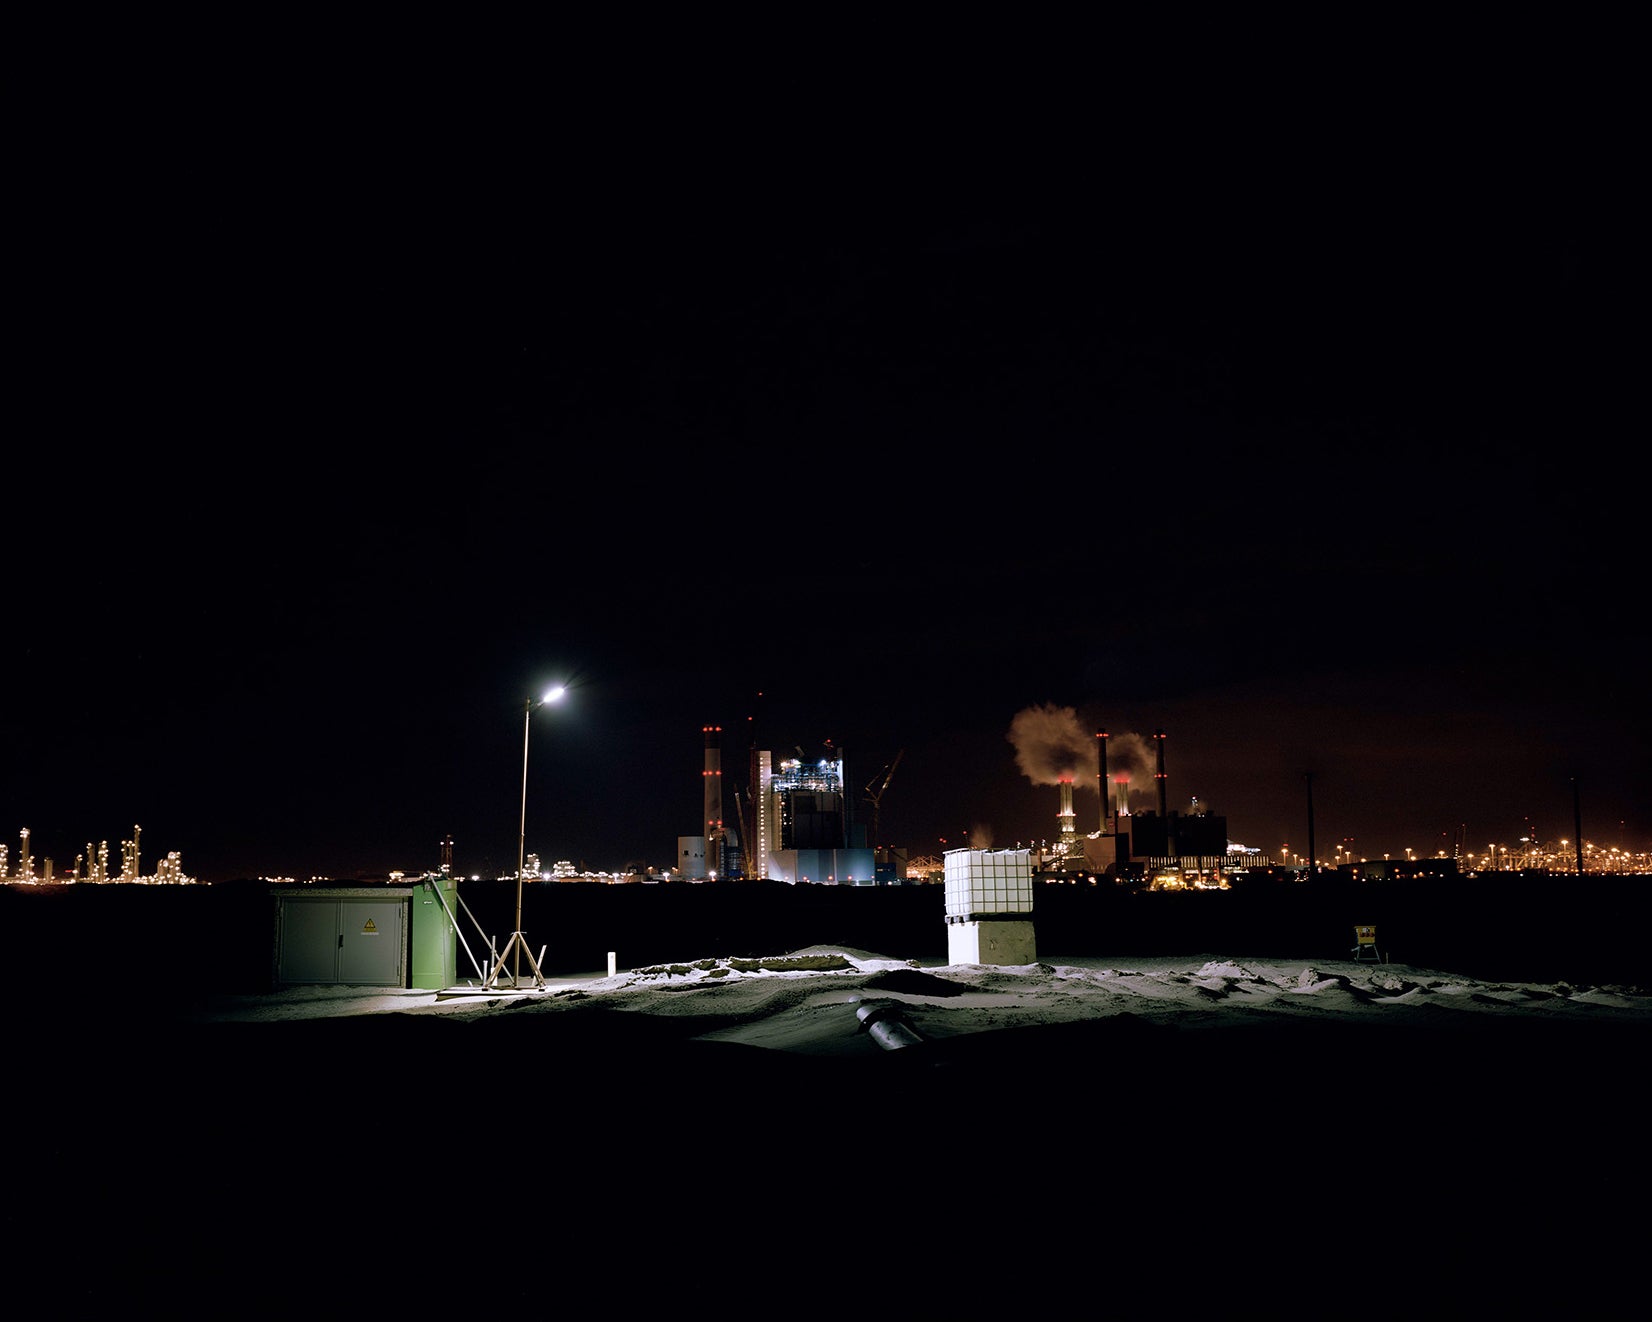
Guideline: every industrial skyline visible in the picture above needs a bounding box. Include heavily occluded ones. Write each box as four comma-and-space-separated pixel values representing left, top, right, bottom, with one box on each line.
8, 718, 1646, 885
0, 824, 195, 885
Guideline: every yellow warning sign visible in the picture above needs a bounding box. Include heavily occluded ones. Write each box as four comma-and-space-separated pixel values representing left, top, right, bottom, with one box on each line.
1353, 924, 1376, 945
362, 919, 379, 935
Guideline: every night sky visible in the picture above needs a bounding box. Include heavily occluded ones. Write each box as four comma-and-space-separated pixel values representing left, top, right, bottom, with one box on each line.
9, 91, 1643, 883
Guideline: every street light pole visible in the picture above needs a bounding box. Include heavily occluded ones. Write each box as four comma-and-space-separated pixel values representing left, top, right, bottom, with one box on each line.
484, 685, 566, 990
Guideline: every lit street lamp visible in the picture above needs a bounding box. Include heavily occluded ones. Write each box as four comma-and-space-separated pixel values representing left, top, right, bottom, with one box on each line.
484, 685, 566, 990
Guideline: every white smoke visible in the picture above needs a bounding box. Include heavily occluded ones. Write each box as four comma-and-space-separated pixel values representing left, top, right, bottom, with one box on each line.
1006, 703, 1156, 808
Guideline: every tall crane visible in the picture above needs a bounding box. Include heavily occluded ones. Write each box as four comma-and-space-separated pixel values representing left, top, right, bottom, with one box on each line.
863, 749, 905, 849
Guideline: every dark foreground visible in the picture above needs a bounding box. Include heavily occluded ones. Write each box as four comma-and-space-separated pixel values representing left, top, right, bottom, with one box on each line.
9, 987, 1645, 1318
4, 876, 1647, 1316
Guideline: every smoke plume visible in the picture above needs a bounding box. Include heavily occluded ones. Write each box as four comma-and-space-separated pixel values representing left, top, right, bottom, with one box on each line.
1006, 704, 1155, 808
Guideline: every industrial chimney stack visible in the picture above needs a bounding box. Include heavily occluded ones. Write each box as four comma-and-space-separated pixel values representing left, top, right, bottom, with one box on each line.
703, 725, 725, 879
1097, 730, 1109, 834
1057, 774, 1077, 858
1154, 730, 1168, 819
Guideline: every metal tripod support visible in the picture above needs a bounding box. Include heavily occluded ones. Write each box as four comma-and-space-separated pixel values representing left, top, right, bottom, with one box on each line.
483, 929, 547, 990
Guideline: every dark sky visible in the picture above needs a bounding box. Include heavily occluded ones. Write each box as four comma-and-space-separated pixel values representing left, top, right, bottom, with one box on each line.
8, 95, 1644, 882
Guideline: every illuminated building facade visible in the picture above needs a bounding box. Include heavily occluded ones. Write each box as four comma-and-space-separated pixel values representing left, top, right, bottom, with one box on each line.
755, 747, 875, 885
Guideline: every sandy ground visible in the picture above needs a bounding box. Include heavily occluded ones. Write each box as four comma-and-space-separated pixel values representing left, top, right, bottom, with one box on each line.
12, 948, 1648, 1316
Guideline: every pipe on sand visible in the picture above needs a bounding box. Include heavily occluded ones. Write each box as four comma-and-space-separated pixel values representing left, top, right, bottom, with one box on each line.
856, 1001, 925, 1050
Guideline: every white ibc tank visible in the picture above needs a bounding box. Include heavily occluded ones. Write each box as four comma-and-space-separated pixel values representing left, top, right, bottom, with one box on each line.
943, 847, 1033, 918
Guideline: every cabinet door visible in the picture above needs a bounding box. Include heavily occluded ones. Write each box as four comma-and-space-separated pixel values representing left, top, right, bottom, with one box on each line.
280, 899, 345, 984
277, 896, 407, 986
339, 899, 404, 985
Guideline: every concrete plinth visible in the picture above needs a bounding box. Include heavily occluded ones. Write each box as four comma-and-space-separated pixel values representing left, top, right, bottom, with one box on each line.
946, 918, 1036, 966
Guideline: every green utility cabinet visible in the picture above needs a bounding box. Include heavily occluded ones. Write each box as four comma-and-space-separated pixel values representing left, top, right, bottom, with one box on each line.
409, 875, 458, 989
272, 882, 459, 989
273, 887, 411, 988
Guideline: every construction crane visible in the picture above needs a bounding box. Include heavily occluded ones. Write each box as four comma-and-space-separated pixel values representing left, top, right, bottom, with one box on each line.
863, 749, 905, 848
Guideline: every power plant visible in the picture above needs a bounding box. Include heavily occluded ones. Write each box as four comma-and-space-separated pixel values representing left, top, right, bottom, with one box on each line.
680, 727, 875, 884
680, 718, 1229, 887
675, 719, 1315, 888
1047, 728, 1235, 886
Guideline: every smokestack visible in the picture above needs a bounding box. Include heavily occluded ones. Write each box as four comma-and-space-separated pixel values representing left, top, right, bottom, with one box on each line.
703, 726, 724, 878
1097, 731, 1108, 834
1154, 730, 1168, 819
1058, 775, 1076, 857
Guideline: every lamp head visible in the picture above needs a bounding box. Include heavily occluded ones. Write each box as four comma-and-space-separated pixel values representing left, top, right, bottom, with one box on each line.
527, 685, 568, 714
